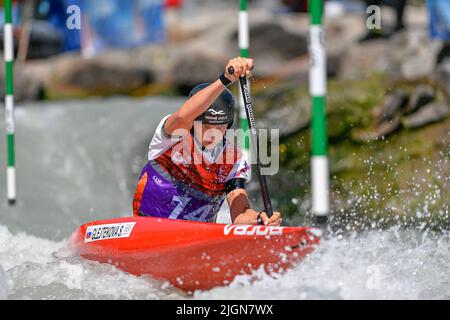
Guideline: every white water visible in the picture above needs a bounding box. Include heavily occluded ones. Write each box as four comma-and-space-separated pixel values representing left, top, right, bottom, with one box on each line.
0, 97, 448, 299
0, 224, 448, 299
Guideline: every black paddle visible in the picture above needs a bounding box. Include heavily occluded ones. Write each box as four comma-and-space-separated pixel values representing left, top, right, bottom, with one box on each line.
228, 66, 274, 219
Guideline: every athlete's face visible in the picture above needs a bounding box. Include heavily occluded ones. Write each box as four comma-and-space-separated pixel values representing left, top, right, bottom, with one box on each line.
193, 122, 228, 149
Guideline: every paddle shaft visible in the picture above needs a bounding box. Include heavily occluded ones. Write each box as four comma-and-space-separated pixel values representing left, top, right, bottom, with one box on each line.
228, 67, 274, 218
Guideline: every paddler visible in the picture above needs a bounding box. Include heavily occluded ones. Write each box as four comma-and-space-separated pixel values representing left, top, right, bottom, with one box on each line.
132, 57, 282, 226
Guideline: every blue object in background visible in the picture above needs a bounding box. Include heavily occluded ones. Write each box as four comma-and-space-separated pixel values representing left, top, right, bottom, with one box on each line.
140, 0, 165, 43
428, 0, 450, 40
0, 3, 22, 26
0, 0, 165, 55
43, 0, 82, 51
24, 0, 165, 54
33, 0, 82, 52
83, 0, 165, 55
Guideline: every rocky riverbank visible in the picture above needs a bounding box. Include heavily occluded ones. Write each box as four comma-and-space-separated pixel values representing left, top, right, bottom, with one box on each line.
1, 5, 447, 99
254, 74, 449, 231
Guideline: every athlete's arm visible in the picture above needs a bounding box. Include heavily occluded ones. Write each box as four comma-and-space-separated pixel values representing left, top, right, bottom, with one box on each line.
164, 57, 254, 135
226, 183, 282, 226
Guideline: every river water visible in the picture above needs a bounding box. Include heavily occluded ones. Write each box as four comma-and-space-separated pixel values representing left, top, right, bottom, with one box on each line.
0, 97, 448, 299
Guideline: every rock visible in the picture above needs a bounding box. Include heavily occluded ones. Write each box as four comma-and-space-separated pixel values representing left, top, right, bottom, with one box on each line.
357, 30, 387, 43
249, 23, 308, 59
372, 89, 408, 126
46, 53, 154, 95
338, 9, 438, 81
27, 20, 64, 60
254, 83, 311, 138
384, 26, 439, 79
401, 102, 449, 129
327, 53, 343, 78
258, 103, 310, 138
266, 56, 309, 83
436, 42, 450, 66
339, 40, 402, 79
230, 22, 308, 77
352, 113, 401, 142
434, 57, 450, 96
404, 85, 435, 115
69, 64, 152, 91
131, 45, 174, 83
0, 61, 44, 101
16, 65, 45, 101
170, 52, 225, 95
374, 113, 402, 138
269, 52, 342, 83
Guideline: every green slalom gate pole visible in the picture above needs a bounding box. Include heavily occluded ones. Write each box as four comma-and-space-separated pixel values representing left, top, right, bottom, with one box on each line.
238, 0, 251, 180
4, 0, 16, 205
309, 0, 329, 224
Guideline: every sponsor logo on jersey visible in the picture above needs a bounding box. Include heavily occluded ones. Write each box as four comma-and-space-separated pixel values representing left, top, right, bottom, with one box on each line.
85, 222, 136, 243
223, 224, 283, 236
152, 175, 163, 185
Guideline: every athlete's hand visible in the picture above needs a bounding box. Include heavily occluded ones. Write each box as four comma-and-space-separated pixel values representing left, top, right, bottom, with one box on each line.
260, 211, 282, 226
225, 57, 254, 82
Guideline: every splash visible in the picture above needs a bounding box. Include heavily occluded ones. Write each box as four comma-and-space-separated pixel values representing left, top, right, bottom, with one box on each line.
195, 227, 450, 300
0, 225, 186, 299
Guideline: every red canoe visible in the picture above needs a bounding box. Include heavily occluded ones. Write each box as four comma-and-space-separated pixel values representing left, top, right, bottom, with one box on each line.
67, 216, 321, 292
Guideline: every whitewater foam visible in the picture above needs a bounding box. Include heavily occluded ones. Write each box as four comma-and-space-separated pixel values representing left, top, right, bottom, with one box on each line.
1, 224, 448, 300
0, 225, 186, 299
195, 227, 450, 300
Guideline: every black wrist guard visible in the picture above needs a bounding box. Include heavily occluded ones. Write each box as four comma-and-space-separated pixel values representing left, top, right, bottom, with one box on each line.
219, 73, 232, 87
225, 178, 246, 194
